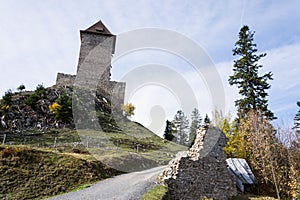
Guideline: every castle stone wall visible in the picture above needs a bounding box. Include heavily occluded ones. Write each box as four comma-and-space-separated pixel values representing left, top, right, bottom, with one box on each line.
55, 23, 125, 113
76, 34, 115, 86
56, 73, 76, 87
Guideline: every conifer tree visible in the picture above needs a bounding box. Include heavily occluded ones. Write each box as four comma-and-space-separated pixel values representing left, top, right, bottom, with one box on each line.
189, 108, 202, 146
163, 120, 175, 141
173, 110, 189, 146
204, 114, 211, 124
293, 101, 300, 132
229, 25, 275, 120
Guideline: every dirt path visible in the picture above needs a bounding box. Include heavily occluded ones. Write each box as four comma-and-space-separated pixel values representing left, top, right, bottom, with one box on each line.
48, 166, 166, 200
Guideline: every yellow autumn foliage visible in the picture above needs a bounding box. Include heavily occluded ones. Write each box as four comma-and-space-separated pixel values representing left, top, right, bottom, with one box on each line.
1, 104, 9, 111
121, 103, 135, 117
48, 102, 61, 113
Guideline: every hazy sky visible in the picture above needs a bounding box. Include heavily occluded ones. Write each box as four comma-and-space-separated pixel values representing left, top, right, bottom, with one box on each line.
0, 0, 299, 135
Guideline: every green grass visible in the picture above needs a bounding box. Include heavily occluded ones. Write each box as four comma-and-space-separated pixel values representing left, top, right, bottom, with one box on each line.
142, 185, 168, 200
0, 145, 122, 200
0, 120, 187, 198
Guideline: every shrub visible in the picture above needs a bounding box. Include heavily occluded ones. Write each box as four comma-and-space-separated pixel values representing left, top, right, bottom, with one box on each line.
17, 84, 26, 92
35, 84, 46, 97
25, 93, 39, 108
24, 84, 46, 109
121, 103, 135, 118
1, 89, 13, 106
54, 93, 72, 123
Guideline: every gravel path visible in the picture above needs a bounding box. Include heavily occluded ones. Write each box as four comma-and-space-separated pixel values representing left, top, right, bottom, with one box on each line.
48, 166, 166, 200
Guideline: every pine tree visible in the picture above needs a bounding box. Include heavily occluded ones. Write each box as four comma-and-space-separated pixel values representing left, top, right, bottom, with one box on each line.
173, 110, 189, 146
229, 25, 275, 120
293, 101, 300, 132
204, 114, 211, 124
163, 120, 175, 141
189, 108, 202, 146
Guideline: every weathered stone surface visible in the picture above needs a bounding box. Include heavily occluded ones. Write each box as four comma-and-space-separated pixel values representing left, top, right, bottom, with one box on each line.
161, 126, 237, 200
55, 22, 125, 111
56, 73, 76, 87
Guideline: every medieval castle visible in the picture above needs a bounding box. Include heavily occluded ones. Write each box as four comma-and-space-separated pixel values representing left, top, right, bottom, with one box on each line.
55, 20, 125, 109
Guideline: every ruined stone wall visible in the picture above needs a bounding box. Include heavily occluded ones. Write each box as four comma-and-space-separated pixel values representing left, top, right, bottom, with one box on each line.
56, 73, 76, 87
110, 81, 126, 108
161, 126, 237, 200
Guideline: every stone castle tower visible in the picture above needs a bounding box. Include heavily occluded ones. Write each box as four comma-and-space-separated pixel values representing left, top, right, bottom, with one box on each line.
56, 20, 125, 110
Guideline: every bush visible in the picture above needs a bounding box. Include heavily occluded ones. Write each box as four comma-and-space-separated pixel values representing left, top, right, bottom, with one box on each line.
24, 84, 46, 109
121, 103, 135, 117
55, 93, 72, 123
25, 93, 39, 108
35, 84, 46, 97
17, 84, 26, 92
1, 89, 13, 106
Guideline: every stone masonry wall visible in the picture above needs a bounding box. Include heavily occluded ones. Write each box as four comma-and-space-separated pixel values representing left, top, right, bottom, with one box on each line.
56, 73, 76, 87
161, 126, 237, 200
55, 31, 125, 110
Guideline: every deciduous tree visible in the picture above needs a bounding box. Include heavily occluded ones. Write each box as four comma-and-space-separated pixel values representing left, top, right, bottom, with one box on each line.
121, 103, 135, 118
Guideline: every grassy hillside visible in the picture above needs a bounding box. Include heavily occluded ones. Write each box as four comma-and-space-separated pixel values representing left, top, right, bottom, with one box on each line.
1, 121, 187, 170
0, 121, 186, 198
0, 145, 122, 200
0, 86, 187, 198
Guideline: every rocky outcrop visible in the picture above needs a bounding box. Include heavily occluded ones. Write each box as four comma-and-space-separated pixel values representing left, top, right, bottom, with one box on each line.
0, 87, 74, 133
161, 126, 237, 200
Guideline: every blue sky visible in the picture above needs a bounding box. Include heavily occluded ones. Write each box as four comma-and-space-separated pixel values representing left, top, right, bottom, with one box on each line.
0, 0, 299, 135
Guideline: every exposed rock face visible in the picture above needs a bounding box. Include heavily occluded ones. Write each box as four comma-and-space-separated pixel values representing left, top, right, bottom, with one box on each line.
0, 87, 74, 133
161, 126, 237, 200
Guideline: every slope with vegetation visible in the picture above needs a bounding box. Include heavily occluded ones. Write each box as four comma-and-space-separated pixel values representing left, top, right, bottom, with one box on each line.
0, 84, 186, 199
0, 145, 122, 200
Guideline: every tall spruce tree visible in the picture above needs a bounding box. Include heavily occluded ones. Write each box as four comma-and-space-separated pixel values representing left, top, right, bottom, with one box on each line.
173, 110, 189, 146
163, 120, 175, 141
189, 108, 202, 146
229, 25, 275, 120
293, 101, 300, 132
